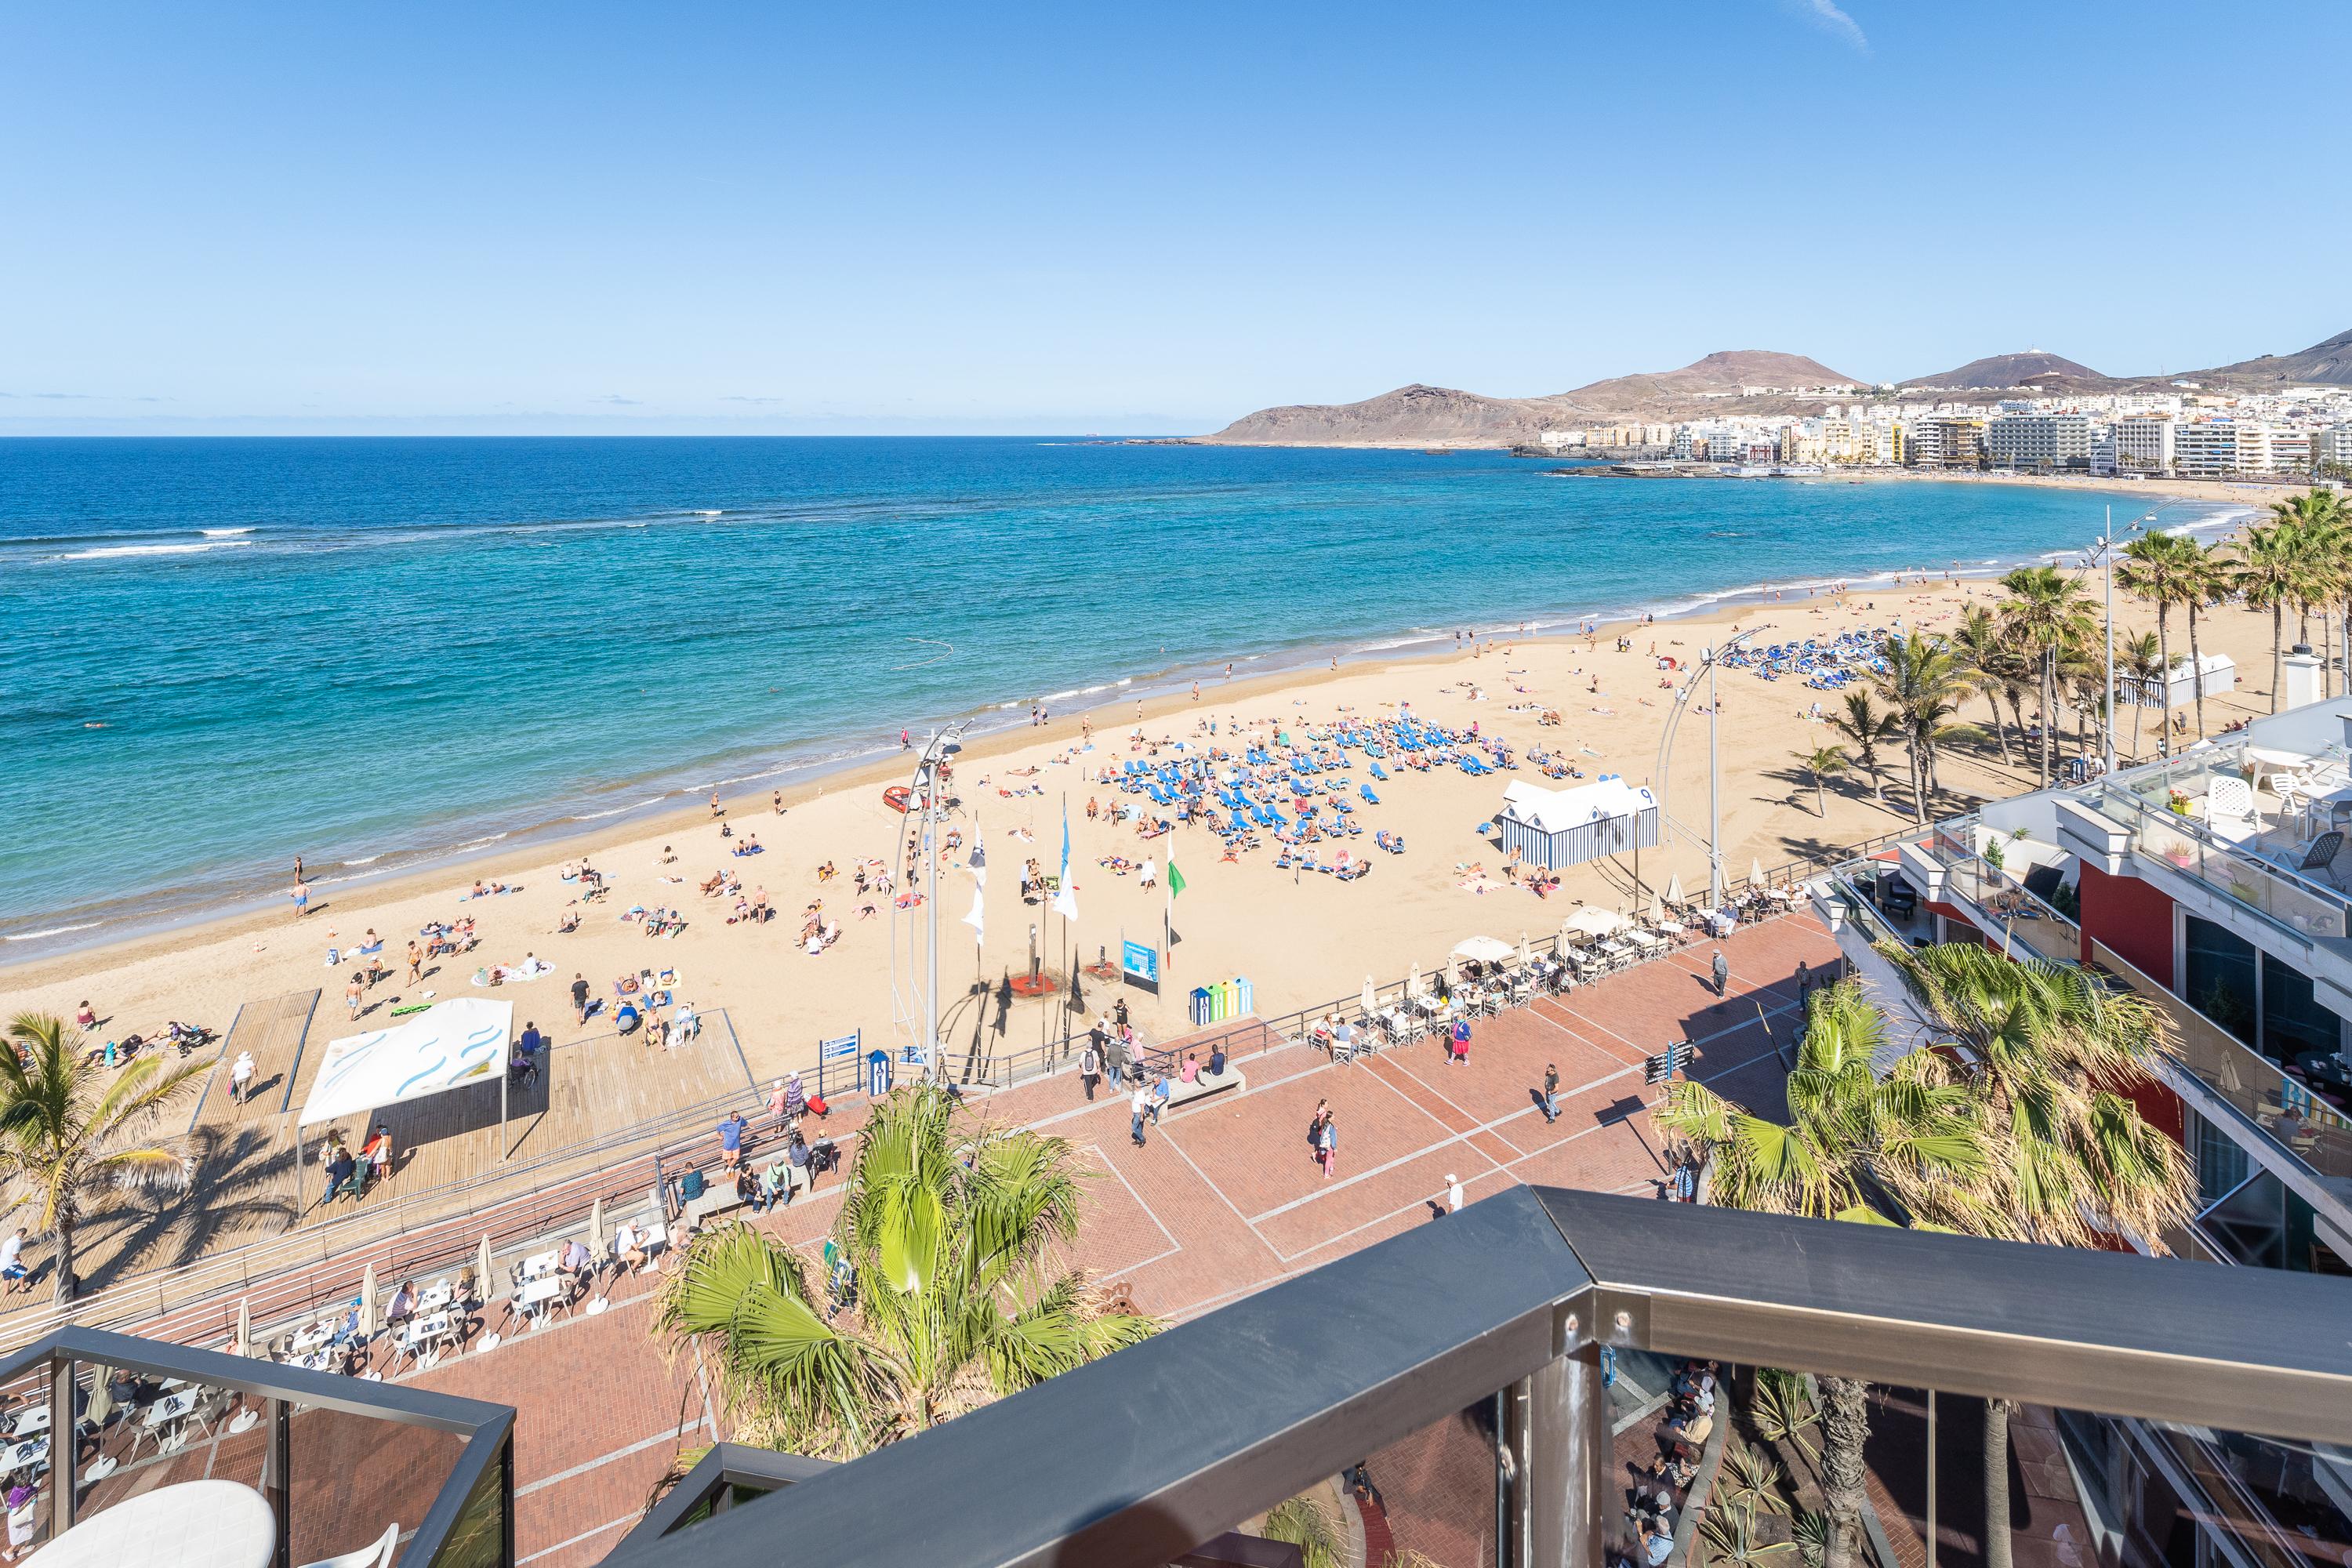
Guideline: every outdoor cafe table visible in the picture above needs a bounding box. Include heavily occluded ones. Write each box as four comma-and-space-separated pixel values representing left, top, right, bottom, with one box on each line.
397, 1309, 458, 1364
3, 1435, 45, 1477
418, 1279, 459, 1312
514, 1275, 568, 1324
519, 1250, 563, 1281
27, 1479, 274, 1568
9, 1404, 48, 1439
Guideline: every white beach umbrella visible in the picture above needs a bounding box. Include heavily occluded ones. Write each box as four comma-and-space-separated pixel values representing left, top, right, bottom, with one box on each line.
1446, 953, 1463, 989
1648, 891, 1665, 923
587, 1196, 606, 1260
1664, 873, 1686, 906
477, 1235, 495, 1303
1361, 976, 1377, 1017
1517, 932, 1534, 970
358, 1262, 379, 1338
1407, 962, 1423, 999
1749, 857, 1767, 888
235, 1297, 251, 1358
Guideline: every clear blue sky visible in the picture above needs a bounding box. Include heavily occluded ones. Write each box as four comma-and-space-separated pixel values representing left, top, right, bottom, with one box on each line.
5, 2, 2347, 434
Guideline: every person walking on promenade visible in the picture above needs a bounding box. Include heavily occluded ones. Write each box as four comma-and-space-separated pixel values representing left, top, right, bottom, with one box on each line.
572, 972, 591, 1025
1448, 1014, 1472, 1065
1130, 1083, 1150, 1148
1541, 1063, 1559, 1123
1316, 1114, 1338, 1179
1308, 1099, 1330, 1165
1711, 947, 1730, 997
1080, 1040, 1102, 1102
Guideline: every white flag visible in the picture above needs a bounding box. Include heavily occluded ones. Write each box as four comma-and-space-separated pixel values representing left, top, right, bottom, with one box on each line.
1051, 806, 1079, 920
963, 884, 985, 942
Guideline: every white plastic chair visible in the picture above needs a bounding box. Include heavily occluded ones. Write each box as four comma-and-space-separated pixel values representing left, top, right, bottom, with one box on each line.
298, 1521, 401, 1568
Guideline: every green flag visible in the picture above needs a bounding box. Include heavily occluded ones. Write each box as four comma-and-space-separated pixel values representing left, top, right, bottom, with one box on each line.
1167, 855, 1186, 898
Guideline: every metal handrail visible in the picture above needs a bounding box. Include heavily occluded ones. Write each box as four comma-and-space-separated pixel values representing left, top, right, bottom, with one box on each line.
600, 1186, 2352, 1568
0, 1323, 514, 1566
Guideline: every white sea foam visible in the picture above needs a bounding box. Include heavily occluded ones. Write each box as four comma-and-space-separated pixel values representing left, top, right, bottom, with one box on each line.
199, 527, 256, 537
3, 920, 102, 942
54, 540, 254, 561
342, 855, 381, 866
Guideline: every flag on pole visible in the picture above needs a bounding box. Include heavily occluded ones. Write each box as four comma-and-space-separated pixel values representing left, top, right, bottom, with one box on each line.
1167, 854, 1186, 899
963, 883, 985, 943
1051, 803, 1079, 920
969, 838, 987, 887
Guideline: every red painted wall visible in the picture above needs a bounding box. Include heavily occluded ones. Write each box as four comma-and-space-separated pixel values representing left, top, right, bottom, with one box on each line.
2118, 1073, 2186, 1147
2079, 862, 2176, 989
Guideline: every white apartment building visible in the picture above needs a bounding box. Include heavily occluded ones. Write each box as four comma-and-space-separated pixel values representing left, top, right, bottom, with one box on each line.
2114, 415, 2176, 475
1985, 412, 2091, 469
2270, 430, 2311, 474
2174, 420, 2245, 477
2318, 425, 2352, 474
1904, 419, 1944, 467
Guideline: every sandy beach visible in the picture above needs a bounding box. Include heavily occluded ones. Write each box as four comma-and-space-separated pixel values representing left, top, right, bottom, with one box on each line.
0, 556, 2299, 1089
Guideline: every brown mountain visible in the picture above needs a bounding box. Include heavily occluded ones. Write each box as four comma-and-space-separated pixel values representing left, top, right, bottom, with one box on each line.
1200, 350, 1864, 447
2177, 328, 2352, 388
1564, 350, 1864, 412
1900, 350, 2104, 390
1201, 383, 1570, 448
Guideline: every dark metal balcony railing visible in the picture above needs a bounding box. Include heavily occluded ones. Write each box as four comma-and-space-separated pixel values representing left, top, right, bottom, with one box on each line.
595, 1187, 2352, 1568
0, 1324, 513, 1568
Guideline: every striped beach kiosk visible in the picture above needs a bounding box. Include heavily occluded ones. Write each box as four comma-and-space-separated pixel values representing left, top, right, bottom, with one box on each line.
1494, 778, 1658, 872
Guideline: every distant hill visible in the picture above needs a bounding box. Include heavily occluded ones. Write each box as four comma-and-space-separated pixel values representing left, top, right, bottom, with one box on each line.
1203, 383, 1571, 448
2180, 328, 2352, 388
1198, 329, 2352, 448
1900, 350, 2103, 390
1200, 350, 1862, 447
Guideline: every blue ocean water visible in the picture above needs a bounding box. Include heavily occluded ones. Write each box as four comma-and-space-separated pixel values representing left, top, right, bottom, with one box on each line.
0, 437, 2230, 943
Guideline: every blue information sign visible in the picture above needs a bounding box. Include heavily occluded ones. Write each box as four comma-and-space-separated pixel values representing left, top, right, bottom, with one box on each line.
1122, 940, 1159, 986
819, 1031, 861, 1061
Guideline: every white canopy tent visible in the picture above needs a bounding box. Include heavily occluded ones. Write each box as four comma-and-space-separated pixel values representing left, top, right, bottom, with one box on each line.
296, 999, 521, 1171
297, 999, 513, 1128
1450, 935, 1516, 964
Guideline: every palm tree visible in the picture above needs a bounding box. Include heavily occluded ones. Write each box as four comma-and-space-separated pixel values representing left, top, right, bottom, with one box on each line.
1878, 944, 2194, 1568
2234, 514, 2313, 711
1872, 633, 1978, 822
655, 1083, 1156, 1457
2117, 533, 2197, 753
1996, 566, 2096, 786
2117, 632, 2163, 761
1657, 981, 1997, 1568
0, 1014, 209, 1305
1796, 744, 1848, 817
1829, 690, 1896, 808
2178, 539, 2235, 739
1948, 605, 2016, 768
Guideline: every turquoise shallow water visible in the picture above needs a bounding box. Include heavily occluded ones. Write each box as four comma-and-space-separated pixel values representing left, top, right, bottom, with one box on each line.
0, 437, 2231, 945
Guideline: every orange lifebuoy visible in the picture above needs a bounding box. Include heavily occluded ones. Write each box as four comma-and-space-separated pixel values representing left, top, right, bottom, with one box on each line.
883, 785, 914, 814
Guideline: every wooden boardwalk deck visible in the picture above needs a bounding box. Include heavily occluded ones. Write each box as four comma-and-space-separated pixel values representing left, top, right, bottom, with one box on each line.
292, 1016, 758, 1228
191, 988, 321, 1126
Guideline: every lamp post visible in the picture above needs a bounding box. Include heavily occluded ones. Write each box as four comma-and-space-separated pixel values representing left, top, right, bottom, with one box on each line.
1654, 625, 1766, 913
2088, 506, 2169, 779
899, 723, 967, 1083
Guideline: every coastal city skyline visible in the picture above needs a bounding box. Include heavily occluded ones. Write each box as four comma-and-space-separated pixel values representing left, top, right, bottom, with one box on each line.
11, 8, 2352, 1568
8, 2, 2352, 434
